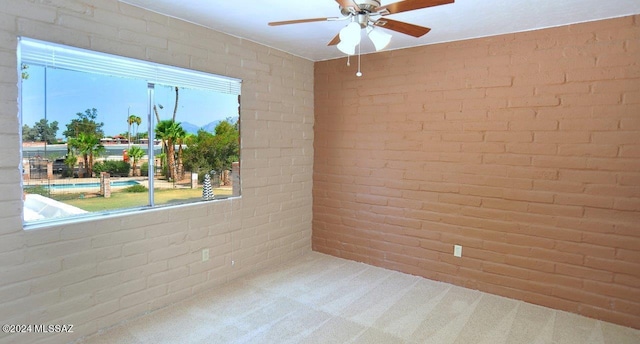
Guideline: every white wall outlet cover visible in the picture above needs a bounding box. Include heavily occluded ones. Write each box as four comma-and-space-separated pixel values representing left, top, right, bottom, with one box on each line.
454, 245, 462, 258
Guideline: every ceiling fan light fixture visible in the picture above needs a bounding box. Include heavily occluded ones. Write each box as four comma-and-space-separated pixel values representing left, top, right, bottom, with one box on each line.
339, 21, 362, 46
269, 0, 454, 61
337, 40, 357, 55
367, 27, 392, 51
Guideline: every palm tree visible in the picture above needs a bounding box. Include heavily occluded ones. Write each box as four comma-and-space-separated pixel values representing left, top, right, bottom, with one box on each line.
127, 146, 145, 177
175, 127, 187, 180
132, 115, 142, 143
172, 86, 179, 121
63, 151, 77, 178
69, 133, 103, 177
153, 87, 181, 180
127, 114, 141, 148
155, 120, 184, 181
152, 87, 179, 122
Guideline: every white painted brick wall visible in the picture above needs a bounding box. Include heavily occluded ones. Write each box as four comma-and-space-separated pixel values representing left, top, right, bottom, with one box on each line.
0, 1, 314, 343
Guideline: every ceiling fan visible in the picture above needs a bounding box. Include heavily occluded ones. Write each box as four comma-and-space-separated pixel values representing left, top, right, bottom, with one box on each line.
268, 0, 454, 55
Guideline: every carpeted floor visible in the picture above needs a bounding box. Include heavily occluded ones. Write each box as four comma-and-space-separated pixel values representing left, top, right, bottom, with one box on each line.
80, 252, 640, 344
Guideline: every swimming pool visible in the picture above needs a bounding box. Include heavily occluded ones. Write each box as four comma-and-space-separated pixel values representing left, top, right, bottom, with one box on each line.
40, 180, 140, 190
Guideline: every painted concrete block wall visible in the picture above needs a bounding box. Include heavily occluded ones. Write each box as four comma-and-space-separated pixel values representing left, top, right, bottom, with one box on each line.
314, 15, 639, 328
0, 1, 313, 343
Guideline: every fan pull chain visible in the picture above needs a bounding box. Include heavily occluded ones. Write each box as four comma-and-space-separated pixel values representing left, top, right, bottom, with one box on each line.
346, 54, 350, 67
356, 43, 362, 77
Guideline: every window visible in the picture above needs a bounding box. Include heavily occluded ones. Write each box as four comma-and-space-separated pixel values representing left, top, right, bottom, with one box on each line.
19, 37, 241, 226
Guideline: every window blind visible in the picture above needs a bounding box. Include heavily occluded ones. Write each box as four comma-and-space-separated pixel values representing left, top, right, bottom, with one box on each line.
19, 37, 241, 95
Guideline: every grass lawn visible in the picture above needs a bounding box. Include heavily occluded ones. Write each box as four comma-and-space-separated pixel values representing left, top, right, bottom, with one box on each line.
61, 187, 232, 212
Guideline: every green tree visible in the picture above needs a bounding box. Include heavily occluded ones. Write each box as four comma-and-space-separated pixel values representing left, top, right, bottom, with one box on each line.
171, 87, 179, 121
182, 119, 239, 175
63, 151, 78, 178
175, 128, 188, 180
182, 130, 214, 172
132, 115, 142, 142
22, 119, 59, 143
127, 114, 142, 147
155, 120, 185, 181
152, 87, 182, 180
212, 119, 239, 171
68, 133, 103, 178
63, 108, 104, 139
153, 87, 180, 123
127, 146, 145, 177
22, 124, 36, 142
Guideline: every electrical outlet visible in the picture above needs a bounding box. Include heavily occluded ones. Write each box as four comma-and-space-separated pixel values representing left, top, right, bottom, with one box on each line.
202, 248, 210, 262
454, 245, 462, 258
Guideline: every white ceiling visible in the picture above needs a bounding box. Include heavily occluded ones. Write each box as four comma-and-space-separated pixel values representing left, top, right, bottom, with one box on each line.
120, 0, 640, 61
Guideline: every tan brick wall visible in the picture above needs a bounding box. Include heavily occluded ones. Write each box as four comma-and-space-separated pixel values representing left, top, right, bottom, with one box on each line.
314, 15, 640, 328
0, 1, 313, 343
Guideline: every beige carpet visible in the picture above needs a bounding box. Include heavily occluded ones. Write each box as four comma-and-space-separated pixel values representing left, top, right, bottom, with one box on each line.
80, 252, 640, 344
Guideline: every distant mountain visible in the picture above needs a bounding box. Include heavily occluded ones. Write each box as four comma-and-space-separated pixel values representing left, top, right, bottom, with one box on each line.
180, 122, 200, 135
181, 117, 238, 135
201, 121, 219, 133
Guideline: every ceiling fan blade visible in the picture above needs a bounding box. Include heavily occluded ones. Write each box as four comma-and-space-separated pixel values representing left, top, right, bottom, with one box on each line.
335, 0, 361, 12
374, 18, 431, 37
327, 33, 341, 46
268, 17, 333, 26
377, 0, 454, 15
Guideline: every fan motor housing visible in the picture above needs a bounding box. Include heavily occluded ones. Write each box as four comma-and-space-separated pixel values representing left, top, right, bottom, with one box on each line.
340, 0, 381, 16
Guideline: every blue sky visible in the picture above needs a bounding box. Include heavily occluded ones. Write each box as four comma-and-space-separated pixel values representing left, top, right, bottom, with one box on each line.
22, 65, 240, 138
